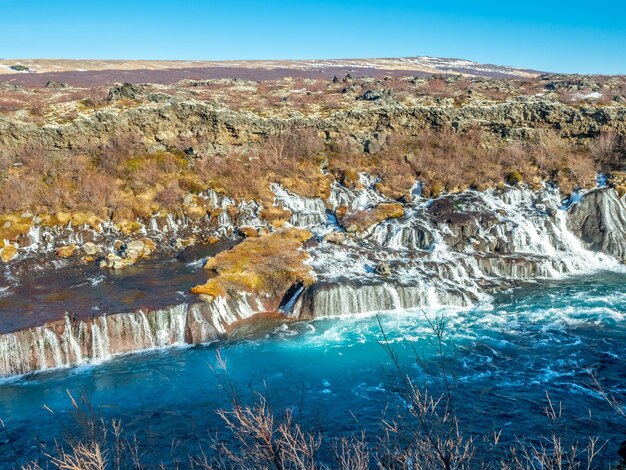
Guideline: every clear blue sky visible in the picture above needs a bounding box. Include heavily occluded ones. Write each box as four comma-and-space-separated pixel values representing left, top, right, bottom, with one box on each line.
1, 0, 625, 74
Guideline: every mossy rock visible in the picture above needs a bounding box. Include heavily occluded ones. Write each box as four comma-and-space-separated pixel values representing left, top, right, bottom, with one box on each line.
340, 202, 404, 233
56, 244, 77, 258
119, 221, 143, 235
505, 171, 523, 186
238, 226, 259, 238
191, 228, 314, 299
0, 215, 32, 242
259, 206, 292, 228
0, 245, 18, 263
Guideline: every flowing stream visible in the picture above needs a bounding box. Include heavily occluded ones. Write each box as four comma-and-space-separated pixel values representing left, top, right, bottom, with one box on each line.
0, 271, 624, 465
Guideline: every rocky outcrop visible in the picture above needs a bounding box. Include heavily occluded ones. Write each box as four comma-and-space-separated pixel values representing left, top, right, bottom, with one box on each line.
567, 188, 626, 261
0, 98, 624, 155
107, 82, 144, 101
99, 238, 156, 269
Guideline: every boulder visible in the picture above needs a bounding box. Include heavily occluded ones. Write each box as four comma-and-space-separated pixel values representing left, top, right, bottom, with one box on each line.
238, 226, 259, 238
107, 83, 143, 101
56, 244, 77, 258
81, 242, 103, 256
357, 89, 392, 102
100, 254, 129, 270
172, 237, 194, 250
324, 231, 346, 244
100, 238, 156, 269
0, 245, 18, 263
124, 240, 149, 259
567, 188, 626, 261
374, 261, 392, 277
45, 80, 67, 89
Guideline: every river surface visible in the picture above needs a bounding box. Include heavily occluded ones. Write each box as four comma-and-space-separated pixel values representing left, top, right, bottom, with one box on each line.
0, 241, 237, 333
0, 271, 625, 466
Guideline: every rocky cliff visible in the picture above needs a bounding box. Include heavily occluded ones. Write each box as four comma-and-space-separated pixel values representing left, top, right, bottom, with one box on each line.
1, 98, 625, 154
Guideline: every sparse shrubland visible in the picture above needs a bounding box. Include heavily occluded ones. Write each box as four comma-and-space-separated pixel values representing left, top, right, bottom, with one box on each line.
0, 124, 619, 244
0, 73, 624, 245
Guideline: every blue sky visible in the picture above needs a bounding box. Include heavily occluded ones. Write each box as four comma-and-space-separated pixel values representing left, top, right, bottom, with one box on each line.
1, 0, 625, 74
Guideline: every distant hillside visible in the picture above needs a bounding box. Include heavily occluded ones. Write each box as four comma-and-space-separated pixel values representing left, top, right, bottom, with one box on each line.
0, 56, 542, 87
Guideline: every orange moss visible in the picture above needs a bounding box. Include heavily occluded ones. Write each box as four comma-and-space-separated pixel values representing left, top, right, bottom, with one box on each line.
0, 215, 32, 242
0, 244, 18, 262
259, 206, 292, 228
238, 226, 260, 238
191, 228, 314, 299
56, 244, 77, 258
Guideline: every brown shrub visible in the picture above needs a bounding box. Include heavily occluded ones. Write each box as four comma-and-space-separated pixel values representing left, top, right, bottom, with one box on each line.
0, 98, 23, 113
592, 131, 625, 169
0, 176, 36, 212
155, 182, 184, 212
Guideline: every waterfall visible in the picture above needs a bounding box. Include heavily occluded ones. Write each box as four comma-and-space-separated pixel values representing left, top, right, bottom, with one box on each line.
271, 184, 327, 227
301, 184, 623, 322
292, 281, 470, 319
368, 211, 434, 250
0, 295, 264, 378
2, 180, 625, 379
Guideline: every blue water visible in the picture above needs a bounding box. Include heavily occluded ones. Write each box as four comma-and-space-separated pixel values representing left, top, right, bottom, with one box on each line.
0, 271, 625, 466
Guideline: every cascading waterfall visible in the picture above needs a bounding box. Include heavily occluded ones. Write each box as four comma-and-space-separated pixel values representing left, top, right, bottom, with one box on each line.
0, 295, 262, 378
292, 281, 470, 319
271, 184, 328, 227
1, 178, 624, 378
295, 184, 623, 320
328, 177, 388, 212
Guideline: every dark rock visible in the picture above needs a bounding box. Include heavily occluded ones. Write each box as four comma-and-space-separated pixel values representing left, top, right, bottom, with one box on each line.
45, 80, 67, 89
0, 97, 624, 158
567, 188, 626, 260
357, 89, 391, 101
363, 138, 381, 154
374, 261, 391, 276
108, 83, 143, 101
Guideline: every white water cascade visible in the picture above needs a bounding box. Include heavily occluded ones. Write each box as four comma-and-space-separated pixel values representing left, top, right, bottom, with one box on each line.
0, 295, 263, 378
